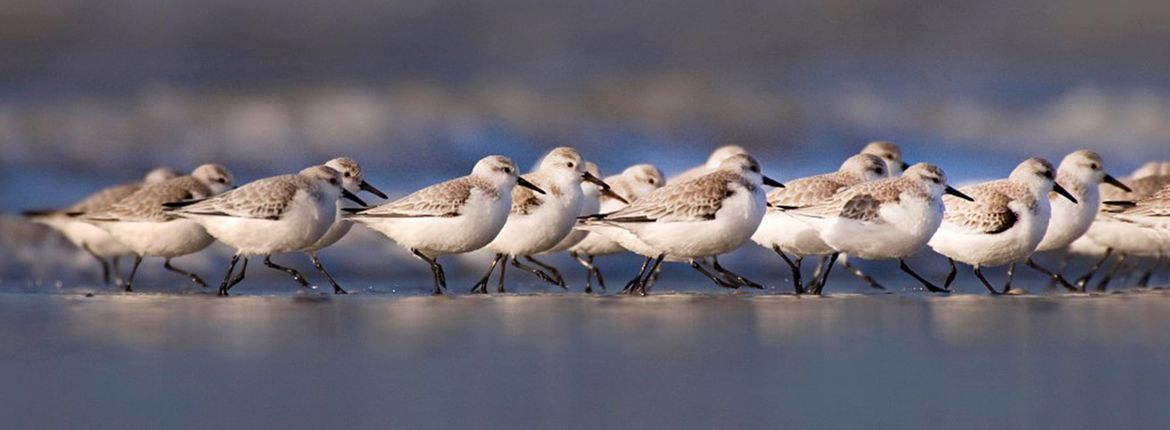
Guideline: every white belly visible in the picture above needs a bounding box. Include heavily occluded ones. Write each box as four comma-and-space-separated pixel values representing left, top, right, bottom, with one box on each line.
751, 210, 834, 256
486, 195, 581, 256
195, 196, 336, 256
928, 202, 1048, 267
1036, 190, 1098, 252
97, 219, 215, 258
822, 197, 941, 259
356, 194, 510, 257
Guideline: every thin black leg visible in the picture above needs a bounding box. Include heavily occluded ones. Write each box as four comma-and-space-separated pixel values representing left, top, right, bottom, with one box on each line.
164, 258, 208, 288
124, 255, 143, 292
497, 255, 508, 293
1075, 248, 1113, 291
263, 255, 312, 289
524, 256, 567, 288
773, 246, 804, 294
841, 257, 885, 290
1025, 257, 1076, 291
218, 254, 240, 296
308, 252, 347, 294
634, 254, 666, 295
944, 258, 958, 289
808, 253, 840, 295
111, 256, 126, 288
1095, 253, 1127, 292
644, 262, 663, 290
900, 258, 948, 293
1137, 254, 1163, 288
711, 256, 764, 289
225, 257, 249, 294
972, 265, 1002, 295
691, 260, 740, 290
471, 253, 504, 294
510, 256, 566, 289
411, 248, 446, 295
82, 244, 111, 285
1003, 262, 1017, 293
621, 257, 653, 295
572, 252, 605, 293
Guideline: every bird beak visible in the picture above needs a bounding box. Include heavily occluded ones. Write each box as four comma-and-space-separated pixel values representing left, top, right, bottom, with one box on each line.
763, 175, 785, 188
945, 185, 975, 202
900, 161, 910, 171
517, 177, 546, 195
1103, 174, 1132, 192
1053, 183, 1078, 204
582, 171, 616, 190
342, 189, 368, 207
599, 188, 629, 204
359, 180, 388, 199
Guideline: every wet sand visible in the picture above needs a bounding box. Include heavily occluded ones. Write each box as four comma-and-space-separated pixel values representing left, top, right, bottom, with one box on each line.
2, 289, 1169, 429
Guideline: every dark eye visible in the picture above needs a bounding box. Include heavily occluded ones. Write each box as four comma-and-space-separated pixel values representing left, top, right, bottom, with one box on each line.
344, 172, 352, 178
1090, 163, 1099, 170
931, 177, 940, 184
567, 162, 575, 168
750, 165, 760, 173
875, 168, 884, 174
648, 178, 656, 184
216, 178, 227, 184
885, 155, 895, 160
504, 167, 512, 174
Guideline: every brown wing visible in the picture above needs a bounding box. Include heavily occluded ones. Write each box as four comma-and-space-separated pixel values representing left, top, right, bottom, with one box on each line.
790, 177, 905, 220
767, 173, 851, 208
66, 183, 143, 213
352, 176, 476, 218
598, 171, 734, 223
172, 176, 301, 220
941, 182, 1019, 234
98, 177, 213, 221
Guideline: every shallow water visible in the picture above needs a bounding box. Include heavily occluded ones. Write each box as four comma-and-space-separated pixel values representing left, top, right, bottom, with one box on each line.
2, 289, 1169, 429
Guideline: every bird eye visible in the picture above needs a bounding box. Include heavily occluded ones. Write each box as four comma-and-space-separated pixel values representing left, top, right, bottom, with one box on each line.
931, 177, 940, 184
750, 165, 760, 173
567, 162, 575, 168
1090, 163, 1100, 170
504, 167, 512, 174
344, 172, 352, 178
648, 178, 656, 184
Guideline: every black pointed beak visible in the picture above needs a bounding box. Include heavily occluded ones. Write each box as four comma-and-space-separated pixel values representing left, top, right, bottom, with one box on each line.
945, 185, 975, 202
359, 180, 388, 199
1053, 183, 1078, 204
342, 189, 367, 207
599, 188, 629, 204
763, 175, 785, 188
517, 177, 546, 195
581, 171, 614, 190
1103, 174, 1132, 192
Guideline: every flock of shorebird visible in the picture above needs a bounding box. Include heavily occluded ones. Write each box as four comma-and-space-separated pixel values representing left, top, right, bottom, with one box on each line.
21, 142, 1170, 296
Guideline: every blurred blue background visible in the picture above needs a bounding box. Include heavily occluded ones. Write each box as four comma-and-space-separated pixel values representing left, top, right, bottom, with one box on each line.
2, 0, 1169, 288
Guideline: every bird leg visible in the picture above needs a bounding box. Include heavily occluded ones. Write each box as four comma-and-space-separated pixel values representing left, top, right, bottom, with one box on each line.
510, 256, 565, 289
411, 249, 446, 295
81, 244, 111, 286
711, 256, 764, 289
1025, 257, 1077, 291
772, 246, 804, 294
572, 252, 605, 293
900, 259, 949, 293
841, 258, 886, 290
944, 258, 958, 290
308, 252, 347, 294
972, 265, 1002, 295
471, 253, 504, 294
164, 258, 208, 288
524, 256, 567, 288
691, 260, 741, 290
621, 257, 654, 295
123, 255, 143, 292
807, 253, 840, 295
263, 255, 312, 290
1074, 248, 1113, 291
1094, 253, 1128, 292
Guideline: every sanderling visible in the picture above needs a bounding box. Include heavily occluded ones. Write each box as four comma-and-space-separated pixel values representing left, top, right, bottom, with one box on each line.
297, 157, 387, 294
579, 154, 782, 295
345, 156, 543, 295
670, 145, 748, 183
563, 163, 665, 293
538, 162, 629, 292
928, 158, 1076, 294
477, 147, 616, 293
23, 167, 179, 286
1024, 151, 1130, 289
80, 164, 234, 291
860, 141, 909, 176
1077, 173, 1170, 290
1108, 184, 1170, 282
1130, 161, 1170, 179
751, 154, 887, 293
790, 163, 971, 294
165, 165, 365, 296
